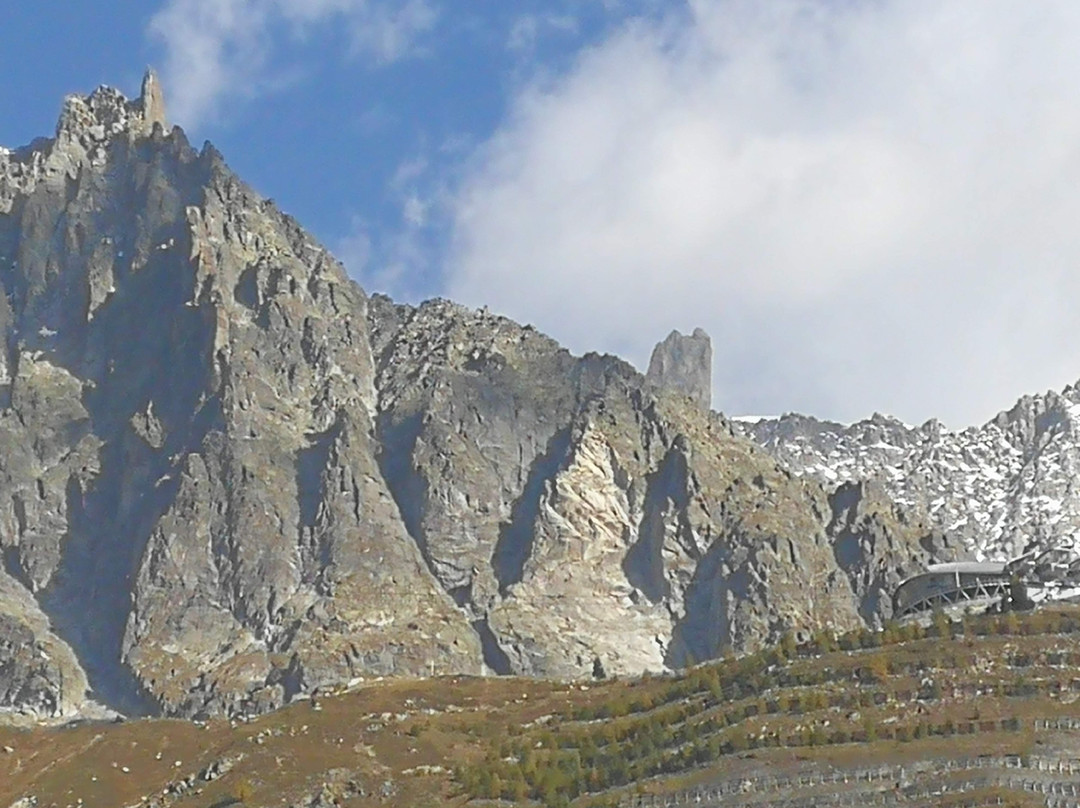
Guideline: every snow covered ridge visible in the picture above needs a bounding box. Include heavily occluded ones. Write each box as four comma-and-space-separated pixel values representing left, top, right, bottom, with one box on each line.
735, 382, 1080, 563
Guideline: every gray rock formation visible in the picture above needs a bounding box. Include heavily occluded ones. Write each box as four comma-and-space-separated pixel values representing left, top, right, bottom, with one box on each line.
0, 74, 959, 721
646, 329, 712, 409
0, 571, 88, 720
139, 68, 167, 134
827, 480, 962, 626
739, 389, 1080, 565
0, 73, 480, 721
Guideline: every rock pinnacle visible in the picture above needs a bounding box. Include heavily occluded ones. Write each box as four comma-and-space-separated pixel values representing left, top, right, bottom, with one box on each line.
140, 67, 167, 133
645, 328, 713, 409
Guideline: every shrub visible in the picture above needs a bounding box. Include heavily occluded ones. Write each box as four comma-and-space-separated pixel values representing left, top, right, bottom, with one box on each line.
863, 655, 890, 684
234, 780, 256, 803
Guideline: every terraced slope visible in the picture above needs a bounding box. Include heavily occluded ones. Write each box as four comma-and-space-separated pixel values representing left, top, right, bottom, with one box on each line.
5, 608, 1080, 808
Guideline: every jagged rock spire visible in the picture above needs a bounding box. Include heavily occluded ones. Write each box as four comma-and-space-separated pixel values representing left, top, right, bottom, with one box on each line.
646, 328, 713, 410
140, 67, 167, 133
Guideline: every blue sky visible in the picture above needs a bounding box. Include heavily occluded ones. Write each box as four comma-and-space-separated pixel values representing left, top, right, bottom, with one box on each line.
7, 2, 1080, 428
0, 1, 661, 301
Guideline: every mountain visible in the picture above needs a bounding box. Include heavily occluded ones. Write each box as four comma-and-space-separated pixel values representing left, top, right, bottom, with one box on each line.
0, 74, 954, 724
738, 385, 1080, 564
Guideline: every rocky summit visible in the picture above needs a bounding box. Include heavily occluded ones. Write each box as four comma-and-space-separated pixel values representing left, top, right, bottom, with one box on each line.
0, 75, 975, 724
646, 328, 712, 410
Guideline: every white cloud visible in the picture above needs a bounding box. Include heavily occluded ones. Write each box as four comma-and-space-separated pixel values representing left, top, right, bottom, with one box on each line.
148, 0, 436, 127
347, 0, 437, 64
445, 0, 1080, 427
402, 195, 427, 227
507, 13, 579, 54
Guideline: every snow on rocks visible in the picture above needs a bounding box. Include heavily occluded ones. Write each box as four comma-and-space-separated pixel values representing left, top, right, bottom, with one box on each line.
739, 383, 1080, 562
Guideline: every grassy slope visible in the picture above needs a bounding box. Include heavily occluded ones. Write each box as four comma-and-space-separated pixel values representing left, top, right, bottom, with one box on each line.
4, 608, 1080, 807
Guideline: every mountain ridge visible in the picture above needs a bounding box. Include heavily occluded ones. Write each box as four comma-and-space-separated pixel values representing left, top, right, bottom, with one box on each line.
0, 74, 986, 725
738, 380, 1080, 564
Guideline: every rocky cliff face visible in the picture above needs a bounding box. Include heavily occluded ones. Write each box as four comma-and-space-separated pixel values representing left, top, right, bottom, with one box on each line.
0, 76, 956, 723
738, 390, 1080, 565
365, 298, 879, 678
0, 76, 481, 722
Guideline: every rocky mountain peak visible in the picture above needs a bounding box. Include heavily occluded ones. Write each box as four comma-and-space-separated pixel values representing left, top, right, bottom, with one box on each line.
55, 74, 163, 145
645, 328, 712, 409
2, 72, 174, 214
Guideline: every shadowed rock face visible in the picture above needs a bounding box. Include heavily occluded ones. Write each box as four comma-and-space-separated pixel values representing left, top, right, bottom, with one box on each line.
0, 76, 948, 721
826, 480, 963, 627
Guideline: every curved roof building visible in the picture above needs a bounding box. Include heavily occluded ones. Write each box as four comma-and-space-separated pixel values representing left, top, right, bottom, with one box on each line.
892, 546, 1080, 620
893, 561, 1011, 619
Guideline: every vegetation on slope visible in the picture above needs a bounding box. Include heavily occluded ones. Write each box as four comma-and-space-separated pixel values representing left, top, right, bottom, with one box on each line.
4, 607, 1080, 807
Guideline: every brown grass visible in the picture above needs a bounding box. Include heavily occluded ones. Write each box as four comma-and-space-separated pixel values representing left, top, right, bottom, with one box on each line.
4, 609, 1080, 807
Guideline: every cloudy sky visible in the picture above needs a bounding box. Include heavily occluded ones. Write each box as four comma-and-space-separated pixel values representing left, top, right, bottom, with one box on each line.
3, 1, 1079, 428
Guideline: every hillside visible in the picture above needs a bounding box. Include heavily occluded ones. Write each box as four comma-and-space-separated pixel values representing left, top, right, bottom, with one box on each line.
4, 607, 1080, 807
